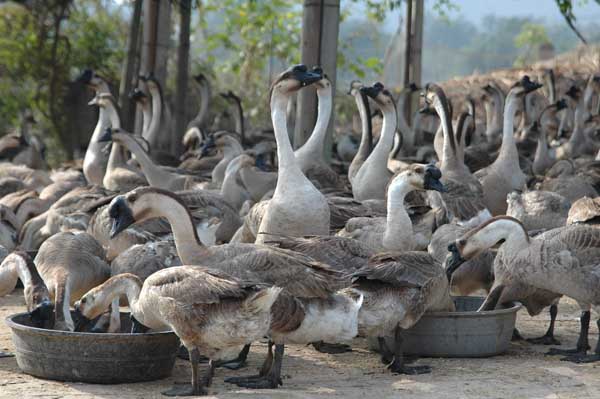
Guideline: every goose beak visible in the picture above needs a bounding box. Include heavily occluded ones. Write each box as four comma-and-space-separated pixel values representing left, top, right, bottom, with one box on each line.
73, 305, 92, 332
109, 197, 135, 238
424, 166, 446, 192
97, 127, 113, 143
361, 82, 384, 99
292, 65, 322, 87
77, 69, 93, 85
29, 300, 54, 328
128, 88, 147, 101
445, 243, 466, 281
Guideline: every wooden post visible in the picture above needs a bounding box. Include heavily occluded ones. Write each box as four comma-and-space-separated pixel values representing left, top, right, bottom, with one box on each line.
173, 0, 191, 155
403, 0, 413, 89
118, 0, 142, 132
294, 0, 340, 159
140, 0, 171, 150
411, 0, 424, 87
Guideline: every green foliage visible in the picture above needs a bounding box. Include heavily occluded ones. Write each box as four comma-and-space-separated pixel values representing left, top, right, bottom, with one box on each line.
514, 22, 551, 67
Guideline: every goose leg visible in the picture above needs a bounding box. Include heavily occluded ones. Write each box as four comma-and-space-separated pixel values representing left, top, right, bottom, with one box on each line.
378, 336, 394, 365
225, 342, 273, 384
387, 326, 431, 375
312, 341, 352, 354
547, 310, 590, 358
527, 304, 561, 345
561, 319, 600, 363
227, 343, 283, 389
130, 314, 150, 334
163, 348, 207, 396
215, 344, 250, 370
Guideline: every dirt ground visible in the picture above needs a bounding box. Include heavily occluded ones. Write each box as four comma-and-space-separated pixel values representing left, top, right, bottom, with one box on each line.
1, 289, 600, 399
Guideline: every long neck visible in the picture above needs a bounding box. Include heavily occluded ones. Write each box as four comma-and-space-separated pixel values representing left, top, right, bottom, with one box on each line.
232, 99, 244, 142
533, 125, 551, 174
140, 101, 152, 136
104, 105, 127, 170
271, 90, 302, 175
383, 179, 415, 251
474, 218, 529, 254
370, 103, 397, 161
220, 160, 246, 210
90, 106, 110, 143
491, 90, 504, 136
435, 98, 458, 171
568, 100, 585, 145
101, 276, 142, 314
349, 91, 372, 179
498, 95, 520, 162
484, 99, 494, 137
116, 136, 171, 185
144, 195, 206, 263
296, 85, 332, 160
396, 90, 414, 154
146, 87, 162, 144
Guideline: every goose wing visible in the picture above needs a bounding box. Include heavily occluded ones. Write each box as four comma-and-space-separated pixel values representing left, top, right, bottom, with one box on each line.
353, 251, 442, 289
262, 234, 374, 272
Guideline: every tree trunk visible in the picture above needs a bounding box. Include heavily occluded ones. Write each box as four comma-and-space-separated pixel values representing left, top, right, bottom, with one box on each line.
173, 0, 191, 156
119, 0, 143, 132
294, 0, 340, 161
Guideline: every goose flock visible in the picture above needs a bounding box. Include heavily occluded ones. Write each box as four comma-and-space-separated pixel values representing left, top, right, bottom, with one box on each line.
0, 61, 600, 396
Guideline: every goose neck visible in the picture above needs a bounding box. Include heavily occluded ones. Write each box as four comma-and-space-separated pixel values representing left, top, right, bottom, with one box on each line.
0, 255, 28, 297
383, 178, 414, 250
498, 95, 520, 162
352, 90, 372, 163
434, 98, 458, 171
90, 107, 110, 142
371, 104, 397, 160
271, 90, 301, 174
296, 84, 332, 160
140, 101, 152, 136
116, 135, 170, 185
146, 86, 161, 143
473, 218, 529, 254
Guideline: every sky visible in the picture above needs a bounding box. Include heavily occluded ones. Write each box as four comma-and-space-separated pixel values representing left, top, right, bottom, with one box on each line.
379, 0, 600, 32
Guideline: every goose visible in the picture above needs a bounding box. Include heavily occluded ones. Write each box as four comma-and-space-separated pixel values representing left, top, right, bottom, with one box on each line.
111, 240, 181, 284
446, 217, 600, 356
347, 81, 373, 184
482, 82, 505, 142
254, 65, 330, 243
35, 231, 113, 331
0, 252, 53, 328
80, 70, 111, 186
422, 84, 491, 226
396, 83, 421, 157
537, 160, 598, 203
220, 90, 245, 145
204, 131, 244, 187
129, 88, 152, 136
555, 85, 592, 160
476, 76, 541, 215
0, 111, 46, 170
532, 100, 567, 175
351, 82, 396, 201
97, 127, 205, 191
567, 196, 600, 226
294, 70, 341, 189
0, 163, 52, 193
140, 75, 163, 148
0, 205, 18, 251
96, 94, 147, 192
0, 176, 26, 198
75, 268, 281, 396
346, 251, 454, 374
582, 75, 600, 122
187, 73, 212, 131
107, 186, 362, 378
337, 164, 445, 252
506, 190, 571, 233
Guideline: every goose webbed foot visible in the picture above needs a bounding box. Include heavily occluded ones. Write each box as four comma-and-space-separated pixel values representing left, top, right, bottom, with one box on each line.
546, 347, 589, 356
387, 358, 432, 375
559, 353, 600, 363
162, 384, 207, 397
215, 344, 250, 370
0, 351, 14, 358
312, 341, 352, 354
227, 375, 282, 389
527, 335, 561, 346
511, 328, 525, 341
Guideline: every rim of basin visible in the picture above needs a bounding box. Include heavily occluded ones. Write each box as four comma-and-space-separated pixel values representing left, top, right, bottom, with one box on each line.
424, 296, 522, 318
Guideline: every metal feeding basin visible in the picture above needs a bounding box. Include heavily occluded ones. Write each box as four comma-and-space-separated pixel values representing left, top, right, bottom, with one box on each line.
5, 311, 179, 383
369, 296, 521, 358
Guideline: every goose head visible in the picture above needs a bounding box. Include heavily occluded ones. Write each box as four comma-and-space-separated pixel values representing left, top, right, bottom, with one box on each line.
75, 274, 142, 323
77, 69, 109, 90
108, 187, 183, 238
388, 164, 445, 195
445, 216, 527, 280
362, 82, 395, 110
270, 64, 323, 98
4, 252, 53, 327
508, 76, 542, 100
348, 80, 364, 96
129, 87, 149, 105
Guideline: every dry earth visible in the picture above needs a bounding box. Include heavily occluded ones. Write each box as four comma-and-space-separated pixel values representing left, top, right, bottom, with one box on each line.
1, 289, 600, 399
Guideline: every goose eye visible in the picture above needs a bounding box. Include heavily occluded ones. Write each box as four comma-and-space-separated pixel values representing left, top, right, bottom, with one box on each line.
458, 239, 466, 246
81, 297, 87, 304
